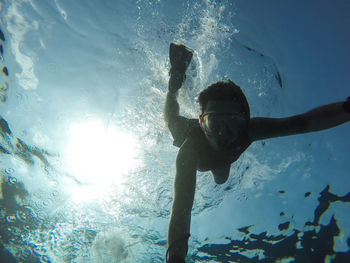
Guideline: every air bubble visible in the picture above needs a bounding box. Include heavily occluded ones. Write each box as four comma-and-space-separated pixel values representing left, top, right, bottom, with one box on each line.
16, 210, 27, 222
61, 11, 67, 20
43, 198, 52, 207
15, 92, 23, 101
5, 167, 14, 174
51, 190, 59, 197
8, 238, 18, 245
2, 66, 8, 76
33, 245, 42, 255
5, 215, 16, 223
7, 226, 20, 235
0, 93, 6, 102
23, 206, 37, 218
21, 247, 32, 258
237, 193, 248, 202
8, 176, 17, 184
42, 255, 51, 262
0, 83, 8, 91
36, 210, 46, 220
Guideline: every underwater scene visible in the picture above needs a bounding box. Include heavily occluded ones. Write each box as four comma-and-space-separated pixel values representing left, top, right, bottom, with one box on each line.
0, 0, 350, 262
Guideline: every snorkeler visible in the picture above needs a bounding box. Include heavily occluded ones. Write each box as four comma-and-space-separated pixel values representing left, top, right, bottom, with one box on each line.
164, 43, 350, 263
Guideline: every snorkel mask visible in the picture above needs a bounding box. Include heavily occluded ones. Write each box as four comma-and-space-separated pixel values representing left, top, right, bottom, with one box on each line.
199, 112, 247, 136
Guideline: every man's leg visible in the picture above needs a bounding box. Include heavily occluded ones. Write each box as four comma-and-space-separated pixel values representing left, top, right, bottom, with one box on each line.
211, 164, 230, 184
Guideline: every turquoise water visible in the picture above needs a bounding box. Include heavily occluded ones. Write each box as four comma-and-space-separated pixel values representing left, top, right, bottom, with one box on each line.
1, 0, 350, 262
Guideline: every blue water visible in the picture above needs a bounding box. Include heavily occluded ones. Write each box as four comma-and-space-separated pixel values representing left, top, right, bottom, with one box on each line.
1, 0, 350, 262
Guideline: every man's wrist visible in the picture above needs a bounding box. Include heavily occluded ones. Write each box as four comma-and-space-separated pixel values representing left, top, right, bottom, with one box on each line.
167, 255, 185, 263
343, 97, 350, 113
169, 72, 185, 92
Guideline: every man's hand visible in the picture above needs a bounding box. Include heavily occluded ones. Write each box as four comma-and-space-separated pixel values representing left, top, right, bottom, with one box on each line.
169, 43, 193, 93
169, 43, 193, 73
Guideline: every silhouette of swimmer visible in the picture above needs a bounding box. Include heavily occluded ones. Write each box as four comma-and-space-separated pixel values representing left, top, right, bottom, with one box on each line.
164, 43, 350, 262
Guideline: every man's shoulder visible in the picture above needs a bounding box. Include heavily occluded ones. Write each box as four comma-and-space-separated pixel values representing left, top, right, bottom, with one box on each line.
168, 116, 202, 148
170, 115, 197, 125
172, 116, 200, 132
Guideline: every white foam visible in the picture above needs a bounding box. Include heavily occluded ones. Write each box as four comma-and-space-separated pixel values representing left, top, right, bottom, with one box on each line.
92, 230, 128, 263
5, 0, 39, 90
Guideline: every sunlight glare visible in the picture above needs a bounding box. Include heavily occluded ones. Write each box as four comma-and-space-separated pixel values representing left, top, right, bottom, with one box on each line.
64, 120, 139, 202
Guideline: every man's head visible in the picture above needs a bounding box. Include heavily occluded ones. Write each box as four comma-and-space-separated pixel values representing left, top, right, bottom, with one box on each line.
198, 80, 250, 150
198, 80, 250, 118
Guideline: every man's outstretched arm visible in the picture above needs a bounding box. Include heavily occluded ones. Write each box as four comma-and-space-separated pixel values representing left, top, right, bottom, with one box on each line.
167, 139, 197, 262
249, 99, 350, 141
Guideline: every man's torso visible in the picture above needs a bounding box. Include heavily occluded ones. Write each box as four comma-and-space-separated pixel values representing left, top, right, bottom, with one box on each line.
168, 116, 251, 171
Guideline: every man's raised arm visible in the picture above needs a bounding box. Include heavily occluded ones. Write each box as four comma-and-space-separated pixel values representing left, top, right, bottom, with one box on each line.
164, 43, 193, 123
249, 99, 350, 142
